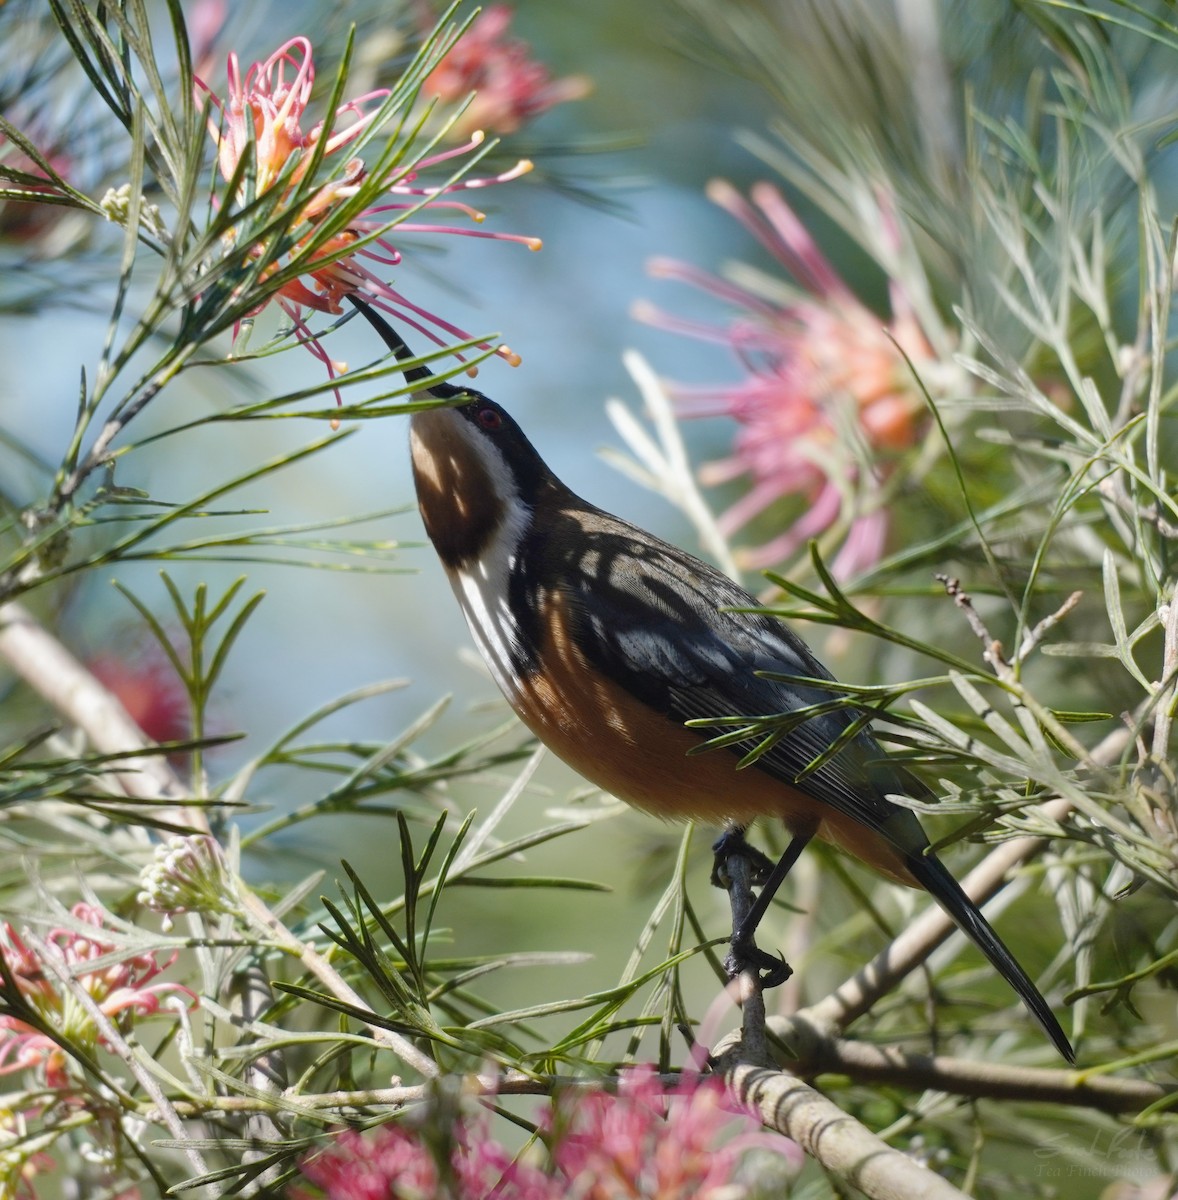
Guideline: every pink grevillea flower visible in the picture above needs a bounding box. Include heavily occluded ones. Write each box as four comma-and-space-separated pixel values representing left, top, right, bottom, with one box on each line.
547, 1065, 799, 1199
88, 646, 189, 749
196, 36, 540, 406
0, 133, 72, 243
294, 1066, 797, 1199
0, 904, 195, 1090
294, 1117, 554, 1200
294, 1125, 438, 1200
423, 5, 591, 139
640, 180, 934, 577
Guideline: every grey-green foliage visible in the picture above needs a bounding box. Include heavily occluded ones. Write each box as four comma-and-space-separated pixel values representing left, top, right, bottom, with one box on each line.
0, 1, 1176, 1198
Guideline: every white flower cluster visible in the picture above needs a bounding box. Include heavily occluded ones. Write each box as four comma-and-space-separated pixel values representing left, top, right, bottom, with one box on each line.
138, 835, 240, 931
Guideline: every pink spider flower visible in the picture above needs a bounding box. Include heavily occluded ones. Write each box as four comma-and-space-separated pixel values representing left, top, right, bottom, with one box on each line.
294, 1067, 796, 1199
547, 1065, 799, 1199
0, 904, 195, 1090
88, 645, 189, 749
196, 37, 541, 410
422, 5, 591, 139
294, 1117, 555, 1200
294, 1125, 439, 1200
639, 180, 934, 577
0, 133, 72, 243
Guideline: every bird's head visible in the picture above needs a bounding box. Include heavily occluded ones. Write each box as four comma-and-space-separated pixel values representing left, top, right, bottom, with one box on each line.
349, 298, 554, 568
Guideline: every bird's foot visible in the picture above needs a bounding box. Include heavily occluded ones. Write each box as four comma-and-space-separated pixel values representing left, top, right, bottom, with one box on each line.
711, 828, 777, 888
724, 937, 793, 990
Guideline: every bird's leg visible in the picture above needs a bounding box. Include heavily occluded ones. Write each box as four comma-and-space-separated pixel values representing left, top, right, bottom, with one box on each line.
710, 825, 777, 887
722, 832, 812, 989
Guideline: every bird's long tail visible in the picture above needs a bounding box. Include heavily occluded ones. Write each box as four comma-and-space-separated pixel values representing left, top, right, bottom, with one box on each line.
904, 851, 1075, 1063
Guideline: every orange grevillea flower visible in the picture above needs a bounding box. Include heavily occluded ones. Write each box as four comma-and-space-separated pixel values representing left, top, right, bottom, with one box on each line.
640, 180, 934, 577
196, 36, 540, 402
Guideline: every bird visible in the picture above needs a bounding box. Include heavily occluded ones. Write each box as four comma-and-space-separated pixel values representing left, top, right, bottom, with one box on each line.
349, 297, 1075, 1064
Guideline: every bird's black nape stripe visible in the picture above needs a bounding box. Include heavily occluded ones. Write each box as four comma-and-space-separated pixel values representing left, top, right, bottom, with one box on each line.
347, 295, 466, 401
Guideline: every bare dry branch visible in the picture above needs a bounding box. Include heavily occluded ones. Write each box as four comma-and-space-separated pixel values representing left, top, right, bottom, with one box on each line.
766, 1022, 1169, 1114
719, 1056, 971, 1200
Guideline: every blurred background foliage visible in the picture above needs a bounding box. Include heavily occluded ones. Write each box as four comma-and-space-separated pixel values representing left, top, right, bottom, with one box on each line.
0, 0, 1177, 1196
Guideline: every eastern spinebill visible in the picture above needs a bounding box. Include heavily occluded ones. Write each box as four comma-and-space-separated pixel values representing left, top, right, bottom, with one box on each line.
350, 297, 1074, 1063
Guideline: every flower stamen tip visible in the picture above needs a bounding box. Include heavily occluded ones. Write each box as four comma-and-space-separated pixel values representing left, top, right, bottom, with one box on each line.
704, 177, 740, 209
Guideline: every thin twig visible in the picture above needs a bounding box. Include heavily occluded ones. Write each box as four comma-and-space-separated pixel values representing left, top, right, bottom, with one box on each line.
765, 1022, 1168, 1114
938, 573, 1085, 672
1150, 594, 1178, 766
936, 572, 1095, 764
1016, 590, 1084, 664
154, 1040, 1169, 1119
936, 573, 998, 661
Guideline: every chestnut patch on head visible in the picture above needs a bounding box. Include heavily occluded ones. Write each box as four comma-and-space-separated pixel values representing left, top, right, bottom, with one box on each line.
410, 408, 507, 568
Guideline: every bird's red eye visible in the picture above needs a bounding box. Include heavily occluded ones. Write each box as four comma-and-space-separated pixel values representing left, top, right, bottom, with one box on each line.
476, 407, 503, 431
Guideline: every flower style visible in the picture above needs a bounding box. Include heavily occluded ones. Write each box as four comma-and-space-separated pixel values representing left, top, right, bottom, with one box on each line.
639, 180, 935, 577
0, 904, 195, 1090
196, 36, 540, 406
422, 5, 591, 139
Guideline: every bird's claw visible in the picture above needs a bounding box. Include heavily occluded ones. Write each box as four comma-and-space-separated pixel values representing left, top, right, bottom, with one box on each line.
710, 829, 777, 888
714, 829, 794, 989
724, 940, 793, 990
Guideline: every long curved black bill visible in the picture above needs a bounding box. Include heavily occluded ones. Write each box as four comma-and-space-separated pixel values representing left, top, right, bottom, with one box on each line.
347, 296, 462, 397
